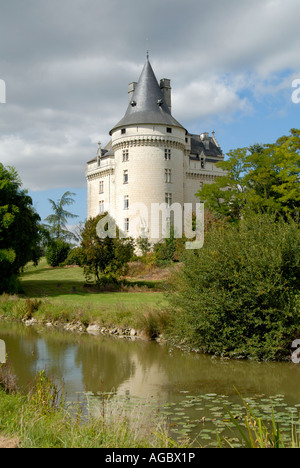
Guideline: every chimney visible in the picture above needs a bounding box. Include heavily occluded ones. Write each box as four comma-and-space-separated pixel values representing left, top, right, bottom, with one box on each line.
160, 78, 171, 112
212, 130, 220, 148
128, 82, 137, 102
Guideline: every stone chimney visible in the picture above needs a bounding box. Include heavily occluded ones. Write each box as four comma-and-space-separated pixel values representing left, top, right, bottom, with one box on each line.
160, 78, 171, 112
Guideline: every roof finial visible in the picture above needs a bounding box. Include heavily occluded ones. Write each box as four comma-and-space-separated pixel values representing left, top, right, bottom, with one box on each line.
146, 50, 149, 60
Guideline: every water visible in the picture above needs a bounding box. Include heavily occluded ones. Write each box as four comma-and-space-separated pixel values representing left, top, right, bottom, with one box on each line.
1, 321, 300, 446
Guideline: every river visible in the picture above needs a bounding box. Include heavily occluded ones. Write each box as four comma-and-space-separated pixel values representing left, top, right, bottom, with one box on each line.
1, 321, 300, 446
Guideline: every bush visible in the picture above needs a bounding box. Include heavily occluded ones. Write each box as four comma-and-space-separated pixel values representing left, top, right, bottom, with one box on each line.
45, 239, 71, 267
76, 214, 135, 284
169, 214, 300, 361
65, 247, 84, 266
153, 231, 185, 264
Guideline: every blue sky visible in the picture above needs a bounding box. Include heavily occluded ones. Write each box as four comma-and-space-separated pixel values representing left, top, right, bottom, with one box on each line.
0, 0, 299, 226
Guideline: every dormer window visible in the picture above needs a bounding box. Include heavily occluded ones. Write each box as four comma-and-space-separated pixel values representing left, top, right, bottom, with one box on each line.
157, 99, 163, 107
130, 100, 136, 107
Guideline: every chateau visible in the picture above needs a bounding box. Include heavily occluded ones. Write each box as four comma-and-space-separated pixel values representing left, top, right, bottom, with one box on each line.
86, 57, 225, 241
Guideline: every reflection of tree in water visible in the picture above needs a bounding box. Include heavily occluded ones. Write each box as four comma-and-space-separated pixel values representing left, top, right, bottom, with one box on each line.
0, 323, 40, 392
74, 336, 136, 394
2, 323, 299, 406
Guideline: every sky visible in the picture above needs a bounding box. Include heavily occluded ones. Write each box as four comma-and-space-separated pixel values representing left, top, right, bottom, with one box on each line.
0, 0, 299, 226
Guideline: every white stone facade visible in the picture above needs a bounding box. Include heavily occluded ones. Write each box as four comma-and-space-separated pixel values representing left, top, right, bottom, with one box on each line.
86, 59, 225, 242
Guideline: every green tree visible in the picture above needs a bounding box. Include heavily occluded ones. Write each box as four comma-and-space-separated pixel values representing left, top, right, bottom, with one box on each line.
168, 214, 300, 361
76, 213, 135, 284
44, 191, 78, 241
45, 239, 71, 267
0, 164, 42, 293
197, 129, 300, 222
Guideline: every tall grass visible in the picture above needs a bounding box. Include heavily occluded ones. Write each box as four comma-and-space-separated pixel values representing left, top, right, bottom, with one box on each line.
0, 293, 171, 341
217, 395, 300, 448
0, 363, 183, 448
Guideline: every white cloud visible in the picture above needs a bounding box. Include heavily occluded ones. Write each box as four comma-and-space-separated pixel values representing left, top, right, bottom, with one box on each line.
1, 0, 300, 192
173, 75, 252, 122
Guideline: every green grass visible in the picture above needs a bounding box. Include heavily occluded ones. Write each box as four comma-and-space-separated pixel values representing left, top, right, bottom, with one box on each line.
0, 258, 171, 335
0, 368, 181, 448
20, 258, 166, 311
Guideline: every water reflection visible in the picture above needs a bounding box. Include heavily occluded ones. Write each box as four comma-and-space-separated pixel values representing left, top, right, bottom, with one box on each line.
0, 321, 300, 406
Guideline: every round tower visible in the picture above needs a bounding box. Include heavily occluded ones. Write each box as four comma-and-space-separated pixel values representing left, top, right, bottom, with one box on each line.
109, 57, 187, 242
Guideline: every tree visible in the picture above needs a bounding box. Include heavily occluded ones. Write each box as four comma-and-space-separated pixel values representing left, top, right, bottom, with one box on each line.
76, 213, 135, 284
0, 164, 42, 293
45, 239, 71, 267
197, 129, 300, 222
44, 191, 78, 241
168, 214, 300, 361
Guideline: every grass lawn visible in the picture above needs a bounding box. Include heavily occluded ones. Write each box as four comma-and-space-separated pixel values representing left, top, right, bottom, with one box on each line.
20, 258, 167, 311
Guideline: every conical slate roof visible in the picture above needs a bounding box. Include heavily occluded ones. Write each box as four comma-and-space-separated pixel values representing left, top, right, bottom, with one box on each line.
109, 58, 185, 135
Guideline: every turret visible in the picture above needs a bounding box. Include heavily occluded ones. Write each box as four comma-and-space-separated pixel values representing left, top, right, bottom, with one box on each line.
109, 56, 186, 241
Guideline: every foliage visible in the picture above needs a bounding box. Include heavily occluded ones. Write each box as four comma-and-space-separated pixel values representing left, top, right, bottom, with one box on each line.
0, 365, 184, 448
0, 164, 42, 293
197, 128, 300, 222
154, 237, 177, 264
153, 228, 186, 264
65, 246, 84, 266
136, 235, 152, 256
168, 214, 300, 360
75, 213, 135, 284
218, 394, 300, 448
45, 239, 71, 267
44, 191, 78, 241
28, 370, 61, 414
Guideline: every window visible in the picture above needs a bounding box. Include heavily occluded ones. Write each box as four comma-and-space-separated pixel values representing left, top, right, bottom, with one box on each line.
166, 127, 172, 134
165, 193, 172, 207
124, 195, 129, 210
99, 200, 105, 214
165, 169, 172, 183
123, 170, 128, 184
99, 180, 104, 193
164, 149, 171, 160
124, 218, 129, 232
200, 157, 205, 169
122, 149, 129, 162
121, 128, 126, 135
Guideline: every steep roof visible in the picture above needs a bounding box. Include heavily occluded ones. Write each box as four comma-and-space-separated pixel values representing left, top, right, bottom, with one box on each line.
109, 58, 185, 135
190, 134, 223, 159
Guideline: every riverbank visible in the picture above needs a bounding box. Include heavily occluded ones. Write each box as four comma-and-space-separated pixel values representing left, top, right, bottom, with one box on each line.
0, 366, 181, 448
0, 293, 171, 344
1, 356, 300, 448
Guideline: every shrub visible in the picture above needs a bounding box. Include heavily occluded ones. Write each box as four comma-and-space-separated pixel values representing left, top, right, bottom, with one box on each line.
136, 236, 152, 256
45, 239, 71, 267
169, 214, 300, 361
65, 247, 84, 266
76, 214, 135, 284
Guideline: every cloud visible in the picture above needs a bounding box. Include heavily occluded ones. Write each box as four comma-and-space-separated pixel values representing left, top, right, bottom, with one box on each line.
173, 75, 253, 123
0, 0, 300, 191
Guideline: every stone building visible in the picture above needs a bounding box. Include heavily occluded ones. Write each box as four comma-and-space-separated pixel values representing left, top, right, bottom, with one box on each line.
86, 56, 224, 242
